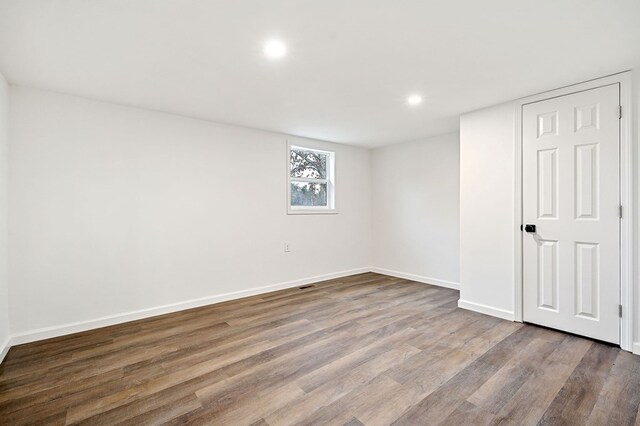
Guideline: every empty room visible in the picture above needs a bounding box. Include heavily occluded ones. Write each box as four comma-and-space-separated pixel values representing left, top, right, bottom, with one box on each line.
0, 1, 639, 425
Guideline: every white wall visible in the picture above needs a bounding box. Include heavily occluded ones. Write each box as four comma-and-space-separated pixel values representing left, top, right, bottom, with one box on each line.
8, 86, 372, 338
634, 69, 640, 350
459, 102, 516, 320
0, 72, 9, 359
5, 74, 639, 352
459, 70, 640, 337
371, 133, 460, 288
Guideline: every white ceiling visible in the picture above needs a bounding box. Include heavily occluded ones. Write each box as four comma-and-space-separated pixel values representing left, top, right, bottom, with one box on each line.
0, 0, 639, 147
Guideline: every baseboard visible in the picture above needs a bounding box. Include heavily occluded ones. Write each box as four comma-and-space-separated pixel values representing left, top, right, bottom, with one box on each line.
633, 342, 640, 356
0, 336, 10, 364
458, 299, 515, 321
370, 267, 460, 290
7, 267, 370, 349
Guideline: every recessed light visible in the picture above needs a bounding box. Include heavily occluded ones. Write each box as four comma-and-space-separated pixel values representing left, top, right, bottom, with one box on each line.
407, 94, 423, 105
264, 39, 287, 59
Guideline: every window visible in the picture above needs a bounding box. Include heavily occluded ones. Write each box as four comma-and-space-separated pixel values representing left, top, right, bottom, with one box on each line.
288, 144, 336, 214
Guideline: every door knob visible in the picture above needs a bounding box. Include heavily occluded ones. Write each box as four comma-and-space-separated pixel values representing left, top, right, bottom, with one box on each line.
524, 224, 536, 233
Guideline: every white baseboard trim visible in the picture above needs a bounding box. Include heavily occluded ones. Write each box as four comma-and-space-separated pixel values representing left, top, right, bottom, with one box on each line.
458, 299, 515, 321
0, 336, 10, 364
632, 342, 640, 356
370, 267, 460, 290
7, 267, 370, 349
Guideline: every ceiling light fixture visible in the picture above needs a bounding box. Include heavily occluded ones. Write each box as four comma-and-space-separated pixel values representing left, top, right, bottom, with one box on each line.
407, 94, 423, 105
264, 39, 287, 59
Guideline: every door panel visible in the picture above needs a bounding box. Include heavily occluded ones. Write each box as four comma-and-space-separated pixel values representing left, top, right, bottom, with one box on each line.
522, 84, 620, 344
575, 242, 599, 319
537, 148, 558, 219
575, 143, 598, 219
537, 239, 558, 311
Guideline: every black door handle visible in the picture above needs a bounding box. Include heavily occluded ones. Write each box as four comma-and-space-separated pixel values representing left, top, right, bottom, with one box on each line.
524, 224, 536, 233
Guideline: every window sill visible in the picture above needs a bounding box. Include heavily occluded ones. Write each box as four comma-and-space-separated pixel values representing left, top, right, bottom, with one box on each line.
287, 208, 339, 215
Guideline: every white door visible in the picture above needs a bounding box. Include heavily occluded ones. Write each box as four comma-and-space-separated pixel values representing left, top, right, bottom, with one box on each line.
522, 84, 620, 344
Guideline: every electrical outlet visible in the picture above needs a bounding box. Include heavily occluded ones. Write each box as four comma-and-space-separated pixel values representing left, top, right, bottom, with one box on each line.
284, 242, 290, 252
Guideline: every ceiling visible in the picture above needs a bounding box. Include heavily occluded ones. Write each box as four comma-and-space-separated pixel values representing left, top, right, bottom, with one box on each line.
0, 1, 639, 147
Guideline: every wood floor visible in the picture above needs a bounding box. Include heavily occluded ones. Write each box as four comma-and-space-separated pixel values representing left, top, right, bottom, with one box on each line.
1, 273, 639, 425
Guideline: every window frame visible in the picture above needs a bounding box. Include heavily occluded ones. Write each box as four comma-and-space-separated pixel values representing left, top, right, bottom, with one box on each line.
287, 142, 337, 215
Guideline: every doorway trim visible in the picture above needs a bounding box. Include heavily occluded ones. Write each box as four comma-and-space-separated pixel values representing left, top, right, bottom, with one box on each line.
514, 71, 633, 351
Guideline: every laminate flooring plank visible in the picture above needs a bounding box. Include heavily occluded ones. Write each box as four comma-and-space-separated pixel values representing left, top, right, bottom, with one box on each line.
1, 273, 638, 425
538, 343, 618, 425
